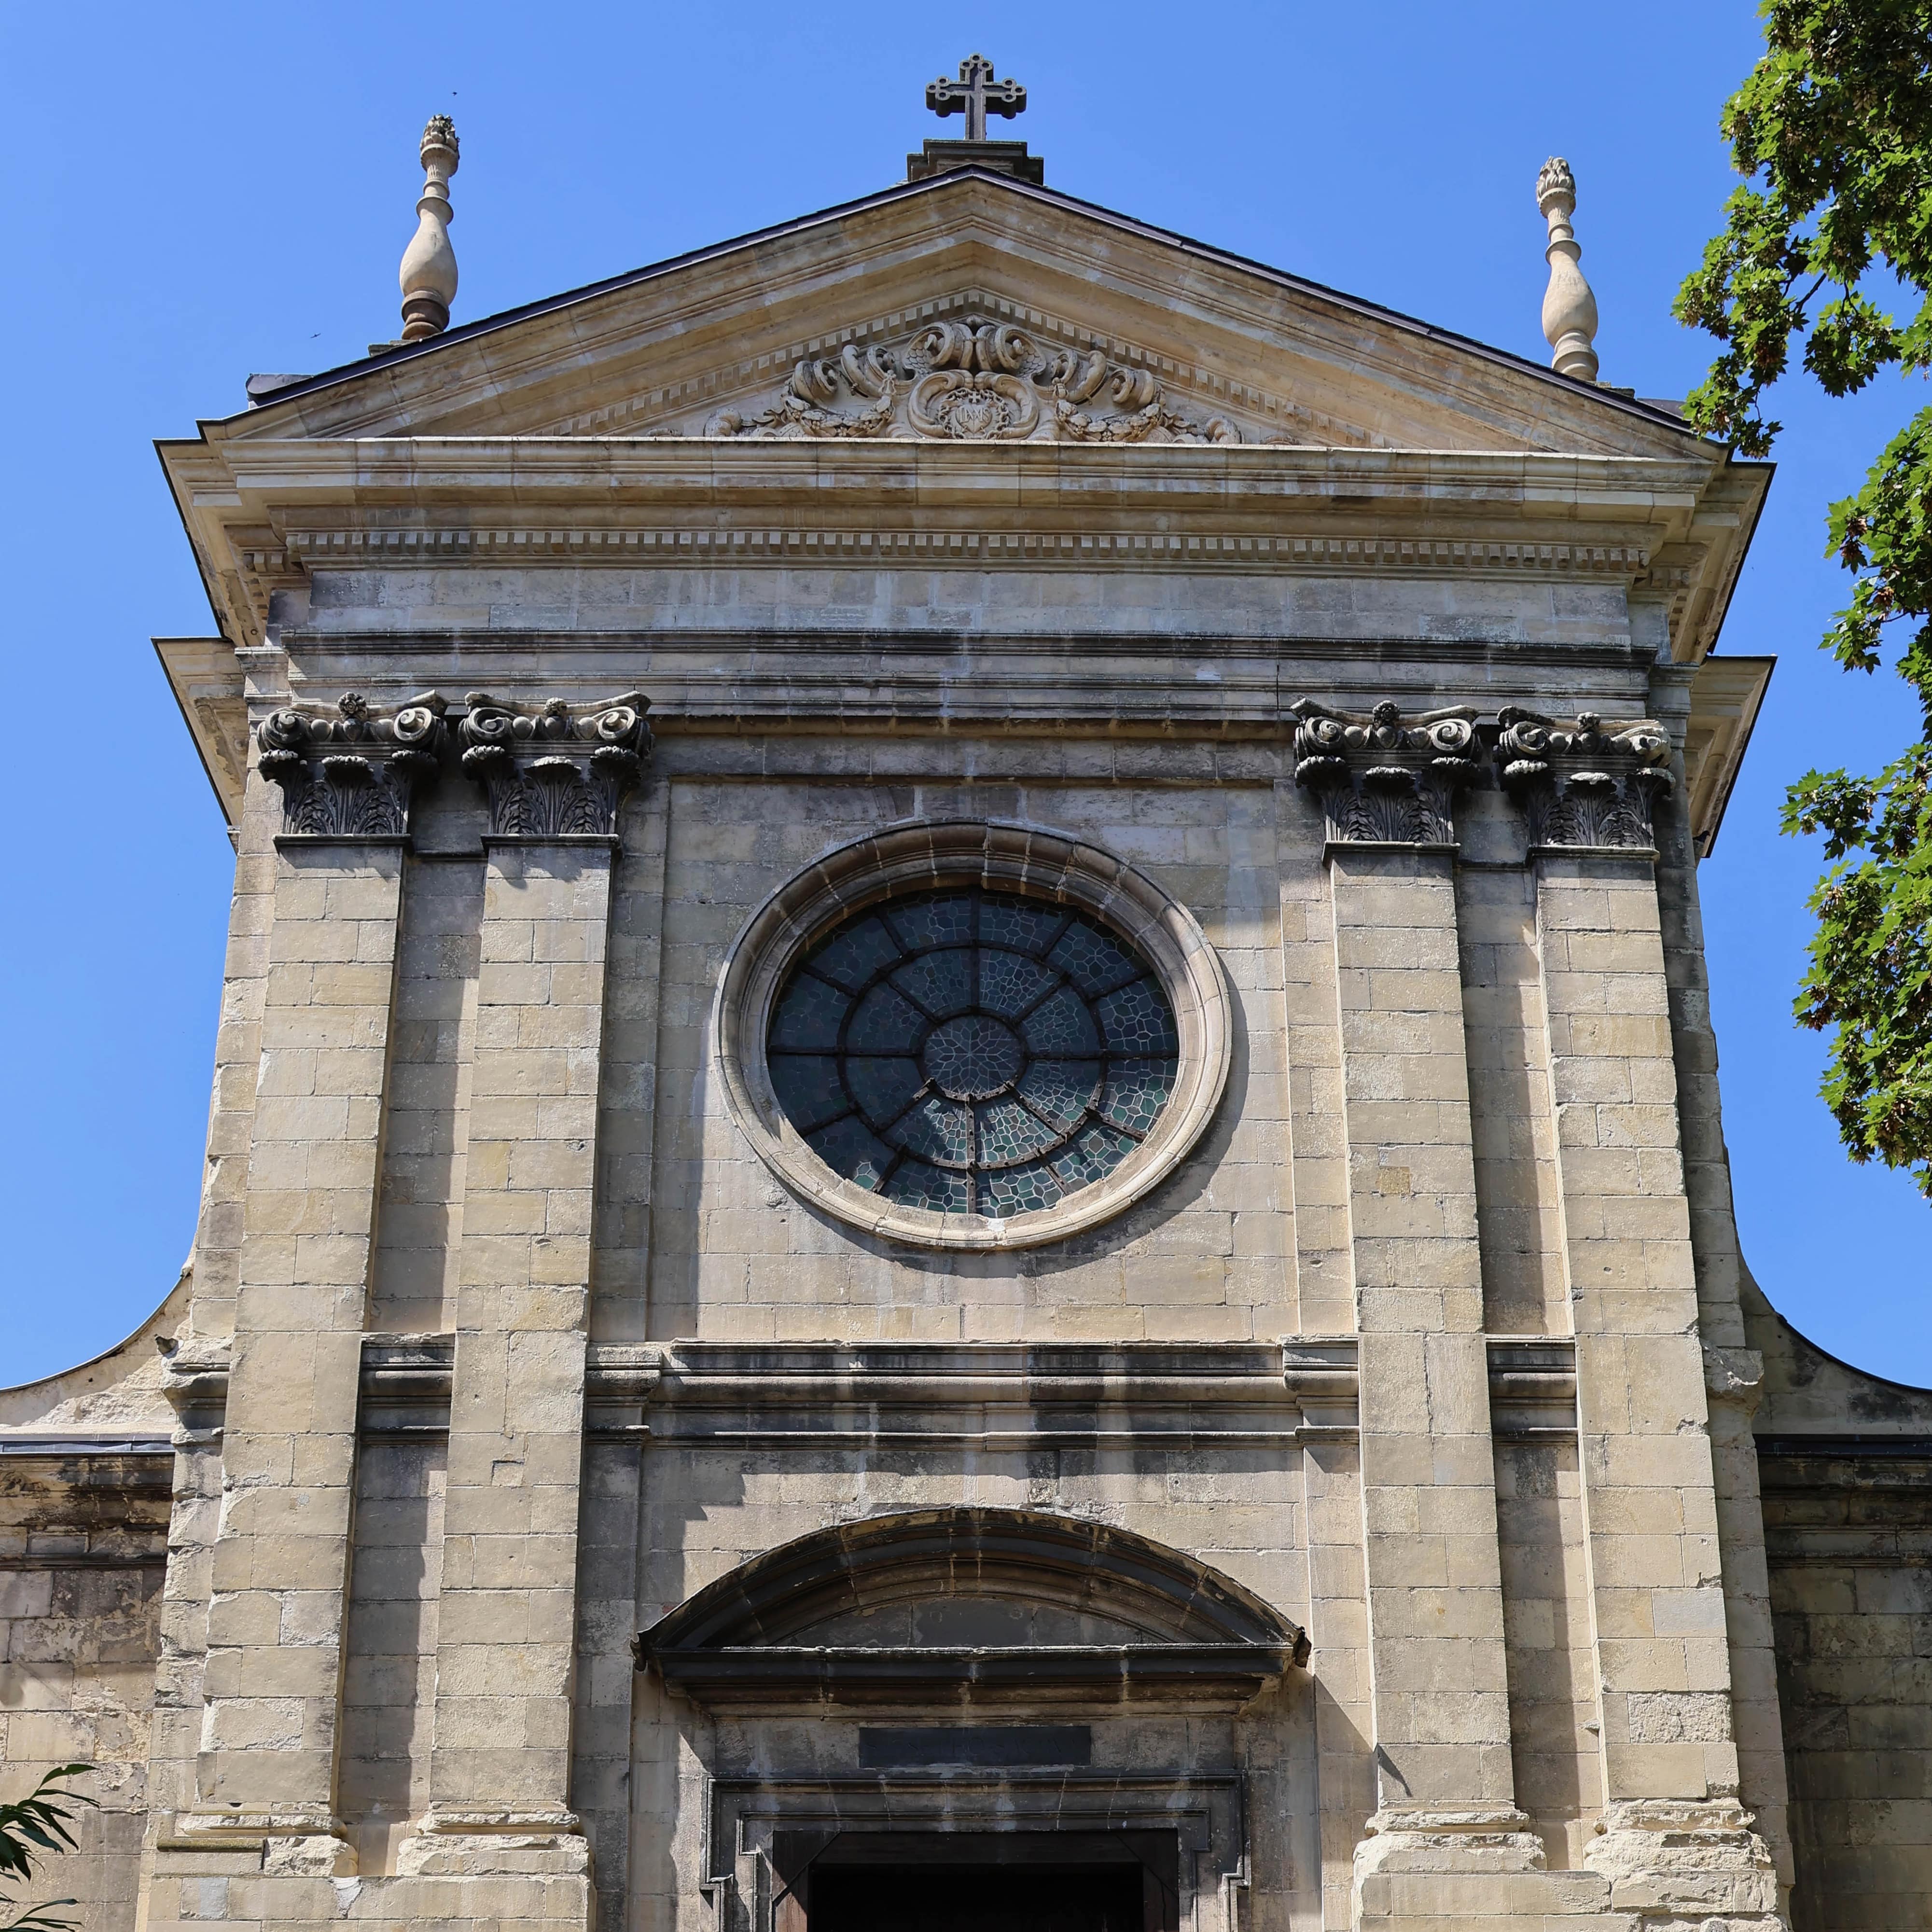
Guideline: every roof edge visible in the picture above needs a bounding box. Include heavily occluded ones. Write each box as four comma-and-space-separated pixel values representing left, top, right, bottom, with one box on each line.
229, 167, 1709, 444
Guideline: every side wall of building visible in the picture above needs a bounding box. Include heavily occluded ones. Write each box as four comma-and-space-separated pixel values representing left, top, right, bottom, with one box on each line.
0, 1452, 168, 1932
1751, 1294, 1932, 1932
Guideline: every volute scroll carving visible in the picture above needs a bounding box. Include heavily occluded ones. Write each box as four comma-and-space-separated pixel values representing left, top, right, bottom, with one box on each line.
1289, 698, 1482, 849
707, 315, 1242, 445
256, 691, 449, 838
1494, 706, 1673, 852
458, 691, 653, 838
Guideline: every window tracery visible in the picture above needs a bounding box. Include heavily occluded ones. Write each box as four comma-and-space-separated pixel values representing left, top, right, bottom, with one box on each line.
766, 889, 1178, 1219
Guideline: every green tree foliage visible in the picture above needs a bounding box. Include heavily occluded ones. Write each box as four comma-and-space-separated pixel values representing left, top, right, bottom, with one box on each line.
0, 1766, 95, 1932
1675, 0, 1932, 1195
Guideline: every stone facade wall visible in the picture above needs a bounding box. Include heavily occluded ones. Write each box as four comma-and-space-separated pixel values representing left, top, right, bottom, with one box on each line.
1761, 1443, 1932, 1932
21, 198, 1910, 1932
1751, 1313, 1932, 1932
97, 581, 1816, 1932
337, 1437, 446, 1875
1494, 1437, 1599, 1867
645, 768, 1292, 1343
0, 1452, 168, 1932
15, 581, 1885, 1932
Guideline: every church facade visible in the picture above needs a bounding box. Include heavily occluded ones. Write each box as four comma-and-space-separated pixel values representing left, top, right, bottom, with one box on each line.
4, 111, 1930, 1932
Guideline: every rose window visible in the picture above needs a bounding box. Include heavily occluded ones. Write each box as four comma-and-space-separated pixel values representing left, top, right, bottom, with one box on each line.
765, 889, 1180, 1219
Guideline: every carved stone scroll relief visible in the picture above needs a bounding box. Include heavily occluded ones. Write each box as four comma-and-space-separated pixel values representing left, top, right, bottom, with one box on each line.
256, 692, 448, 838
1289, 698, 1482, 848
706, 317, 1242, 445
1493, 707, 1673, 852
457, 692, 653, 837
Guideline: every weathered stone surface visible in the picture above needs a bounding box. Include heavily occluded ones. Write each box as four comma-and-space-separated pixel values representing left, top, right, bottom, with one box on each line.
8, 150, 1926, 1932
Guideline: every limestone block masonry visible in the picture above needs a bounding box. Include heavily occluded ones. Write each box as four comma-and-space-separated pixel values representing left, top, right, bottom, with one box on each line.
3, 161, 1924, 1932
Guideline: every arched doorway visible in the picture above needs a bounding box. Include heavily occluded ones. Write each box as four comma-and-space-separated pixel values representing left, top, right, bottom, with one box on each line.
636, 1507, 1308, 1932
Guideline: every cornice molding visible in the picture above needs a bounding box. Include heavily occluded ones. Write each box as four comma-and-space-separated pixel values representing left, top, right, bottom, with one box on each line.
216, 436, 1720, 497
163, 435, 1763, 671
154, 637, 249, 829
256, 523, 1661, 584
190, 440, 1725, 650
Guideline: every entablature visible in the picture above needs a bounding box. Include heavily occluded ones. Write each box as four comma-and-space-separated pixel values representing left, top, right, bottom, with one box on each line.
166, 434, 1756, 668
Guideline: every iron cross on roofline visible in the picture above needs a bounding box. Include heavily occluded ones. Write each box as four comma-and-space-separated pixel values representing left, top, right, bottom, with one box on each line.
925, 54, 1026, 143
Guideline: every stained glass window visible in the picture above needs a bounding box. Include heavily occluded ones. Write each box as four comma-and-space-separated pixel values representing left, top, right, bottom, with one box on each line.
766, 889, 1179, 1218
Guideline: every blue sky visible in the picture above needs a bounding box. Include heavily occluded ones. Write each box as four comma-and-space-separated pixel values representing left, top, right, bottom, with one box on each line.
1, 1, 1925, 1385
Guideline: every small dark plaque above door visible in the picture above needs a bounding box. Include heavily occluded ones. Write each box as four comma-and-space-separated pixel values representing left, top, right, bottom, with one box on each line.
857, 1725, 1092, 1769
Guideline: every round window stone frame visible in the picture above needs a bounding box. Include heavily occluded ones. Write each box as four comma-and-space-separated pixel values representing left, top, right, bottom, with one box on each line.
714, 820, 1234, 1251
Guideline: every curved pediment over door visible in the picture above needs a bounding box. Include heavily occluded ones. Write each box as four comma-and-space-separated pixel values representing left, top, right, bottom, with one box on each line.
636, 1506, 1307, 1710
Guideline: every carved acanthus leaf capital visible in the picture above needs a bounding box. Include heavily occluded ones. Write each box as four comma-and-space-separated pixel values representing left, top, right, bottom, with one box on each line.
1289, 697, 1482, 848
256, 691, 448, 837
1494, 706, 1674, 852
458, 692, 653, 837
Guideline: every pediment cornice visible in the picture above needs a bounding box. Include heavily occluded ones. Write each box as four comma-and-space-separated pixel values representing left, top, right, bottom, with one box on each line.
202, 434, 1727, 507
209, 174, 1702, 461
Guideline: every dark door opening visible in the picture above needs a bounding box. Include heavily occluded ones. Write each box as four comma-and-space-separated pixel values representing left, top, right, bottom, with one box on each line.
775, 1831, 1178, 1932
810, 1862, 1140, 1932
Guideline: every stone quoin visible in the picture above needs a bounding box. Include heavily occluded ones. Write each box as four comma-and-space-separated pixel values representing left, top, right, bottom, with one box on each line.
5, 69, 1928, 1932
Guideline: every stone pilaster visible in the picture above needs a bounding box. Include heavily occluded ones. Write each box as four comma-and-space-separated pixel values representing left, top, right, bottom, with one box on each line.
1291, 701, 1547, 1908
1503, 710, 1782, 1931
401, 692, 649, 1883
1647, 664, 1795, 1902
181, 693, 445, 1866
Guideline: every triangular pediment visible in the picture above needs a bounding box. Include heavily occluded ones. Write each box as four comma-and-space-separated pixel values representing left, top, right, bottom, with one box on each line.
559, 288, 1286, 447
221, 170, 1699, 460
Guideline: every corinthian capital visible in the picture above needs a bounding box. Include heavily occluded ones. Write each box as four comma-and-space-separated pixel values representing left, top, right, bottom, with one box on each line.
1494, 707, 1673, 852
1289, 698, 1481, 848
256, 691, 448, 838
458, 692, 653, 838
